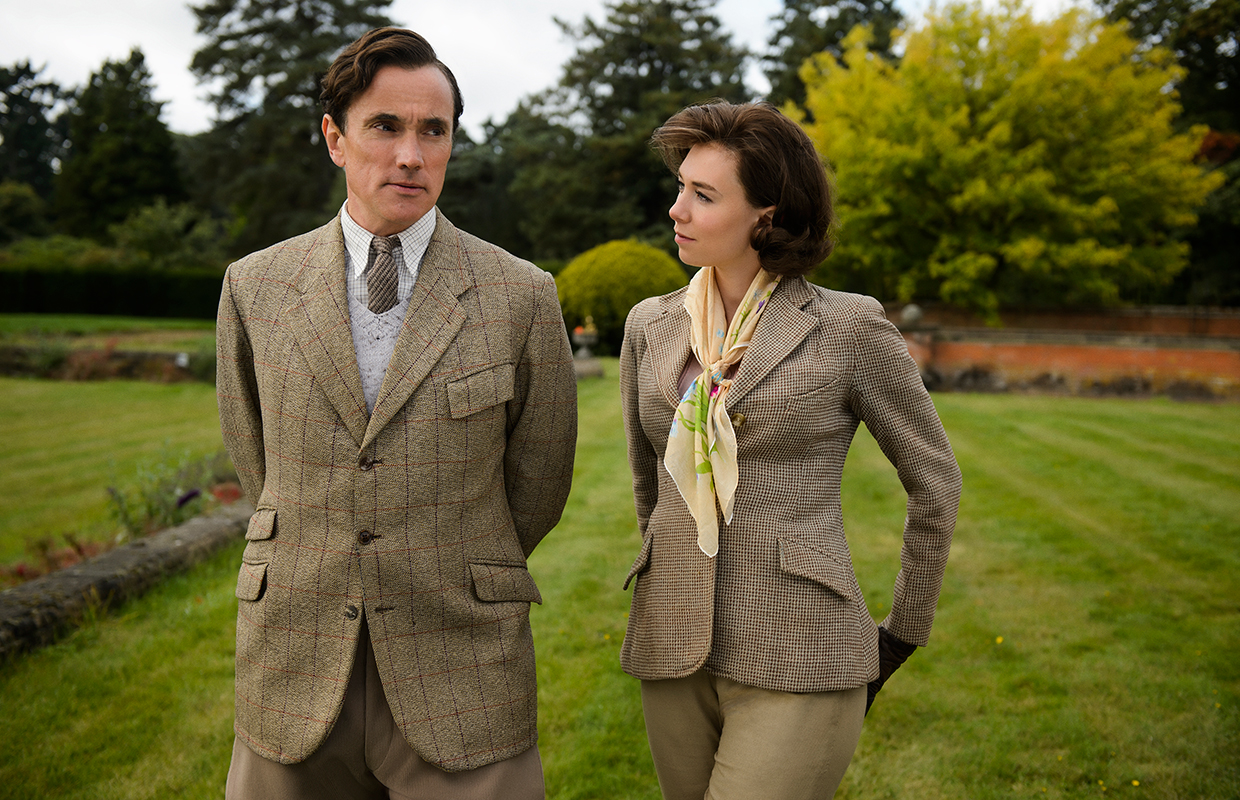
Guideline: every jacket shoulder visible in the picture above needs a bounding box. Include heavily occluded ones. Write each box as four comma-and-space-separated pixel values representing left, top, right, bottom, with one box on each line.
227, 219, 340, 279
804, 281, 885, 318
443, 217, 549, 284
627, 285, 687, 330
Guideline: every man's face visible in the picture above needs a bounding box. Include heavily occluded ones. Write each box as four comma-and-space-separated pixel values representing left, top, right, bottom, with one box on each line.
322, 65, 454, 236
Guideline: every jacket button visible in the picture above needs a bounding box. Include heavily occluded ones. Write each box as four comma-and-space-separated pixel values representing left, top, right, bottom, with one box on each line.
358, 530, 373, 545
344, 605, 359, 620
358, 456, 372, 471
730, 412, 746, 428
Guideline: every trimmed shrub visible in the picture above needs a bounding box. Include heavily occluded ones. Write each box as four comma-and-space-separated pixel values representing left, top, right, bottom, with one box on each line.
556, 240, 688, 354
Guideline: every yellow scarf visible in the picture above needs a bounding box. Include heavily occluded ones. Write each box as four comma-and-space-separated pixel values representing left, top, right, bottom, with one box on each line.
665, 266, 781, 557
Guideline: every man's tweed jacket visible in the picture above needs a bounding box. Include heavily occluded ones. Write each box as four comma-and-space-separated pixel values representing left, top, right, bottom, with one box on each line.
216, 210, 577, 771
618, 276, 961, 691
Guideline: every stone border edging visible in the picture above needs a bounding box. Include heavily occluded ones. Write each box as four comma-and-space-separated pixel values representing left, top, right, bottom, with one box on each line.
0, 502, 254, 662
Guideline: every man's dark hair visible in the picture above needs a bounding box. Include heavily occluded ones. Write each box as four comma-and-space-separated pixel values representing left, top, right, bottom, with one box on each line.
320, 27, 464, 134
651, 101, 834, 277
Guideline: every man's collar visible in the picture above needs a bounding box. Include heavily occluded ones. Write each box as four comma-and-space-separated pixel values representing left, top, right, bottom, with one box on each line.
339, 202, 438, 278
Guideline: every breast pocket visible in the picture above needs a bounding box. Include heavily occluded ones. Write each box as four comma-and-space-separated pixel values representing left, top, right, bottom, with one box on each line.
447, 363, 516, 419
783, 380, 841, 415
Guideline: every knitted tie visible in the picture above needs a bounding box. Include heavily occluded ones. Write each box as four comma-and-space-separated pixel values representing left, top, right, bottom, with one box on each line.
367, 235, 401, 314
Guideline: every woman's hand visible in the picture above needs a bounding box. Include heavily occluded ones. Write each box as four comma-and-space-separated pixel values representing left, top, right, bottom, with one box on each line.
865, 626, 918, 715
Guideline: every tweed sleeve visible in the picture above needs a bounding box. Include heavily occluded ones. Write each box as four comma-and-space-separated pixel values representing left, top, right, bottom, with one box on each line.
847, 296, 962, 646
215, 264, 266, 507
620, 301, 659, 538
504, 270, 578, 558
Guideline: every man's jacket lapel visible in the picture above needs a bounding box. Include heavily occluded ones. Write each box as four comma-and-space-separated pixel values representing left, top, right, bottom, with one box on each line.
286, 218, 369, 447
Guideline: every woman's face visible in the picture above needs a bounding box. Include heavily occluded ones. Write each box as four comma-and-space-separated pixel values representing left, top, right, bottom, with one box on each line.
669, 143, 774, 276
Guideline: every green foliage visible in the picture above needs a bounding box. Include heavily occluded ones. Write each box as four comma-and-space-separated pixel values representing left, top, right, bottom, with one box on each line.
0, 234, 131, 272
1171, 153, 1240, 304
107, 199, 231, 272
764, 0, 904, 108
505, 103, 647, 260
0, 180, 51, 244
0, 268, 224, 319
1096, 0, 1238, 133
799, 4, 1225, 319
188, 0, 394, 252
54, 49, 185, 241
107, 449, 235, 540
556, 240, 688, 353
0, 61, 66, 200
1174, 0, 1240, 133
1086, 0, 1237, 306
0, 235, 223, 318
437, 126, 533, 257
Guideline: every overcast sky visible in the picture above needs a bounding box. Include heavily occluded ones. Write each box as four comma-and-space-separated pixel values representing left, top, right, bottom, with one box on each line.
1, 0, 1074, 138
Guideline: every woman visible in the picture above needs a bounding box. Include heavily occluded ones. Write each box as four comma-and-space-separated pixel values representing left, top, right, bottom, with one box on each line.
618, 101, 962, 799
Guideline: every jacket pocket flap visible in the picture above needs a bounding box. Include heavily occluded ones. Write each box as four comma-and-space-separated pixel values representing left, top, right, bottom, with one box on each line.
447, 363, 516, 419
470, 562, 542, 604
623, 535, 653, 590
236, 561, 268, 601
245, 508, 276, 541
777, 538, 857, 601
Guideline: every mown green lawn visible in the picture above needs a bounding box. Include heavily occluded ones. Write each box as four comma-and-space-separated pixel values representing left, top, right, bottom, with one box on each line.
0, 365, 1236, 798
0, 312, 217, 355
0, 313, 215, 337
0, 377, 225, 565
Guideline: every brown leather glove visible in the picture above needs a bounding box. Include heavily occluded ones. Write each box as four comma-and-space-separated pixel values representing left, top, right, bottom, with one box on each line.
865, 626, 917, 715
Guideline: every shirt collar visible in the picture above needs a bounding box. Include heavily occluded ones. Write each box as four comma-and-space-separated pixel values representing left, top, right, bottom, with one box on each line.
339, 202, 437, 281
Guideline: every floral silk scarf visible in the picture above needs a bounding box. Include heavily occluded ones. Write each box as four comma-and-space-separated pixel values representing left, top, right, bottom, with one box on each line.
665, 266, 781, 557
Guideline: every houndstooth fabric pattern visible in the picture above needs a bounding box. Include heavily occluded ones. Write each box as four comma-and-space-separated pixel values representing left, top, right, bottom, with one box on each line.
216, 210, 578, 771
618, 276, 961, 692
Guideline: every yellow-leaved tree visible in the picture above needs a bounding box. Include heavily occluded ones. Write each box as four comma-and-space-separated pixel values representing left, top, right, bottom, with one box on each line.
797, 1, 1224, 319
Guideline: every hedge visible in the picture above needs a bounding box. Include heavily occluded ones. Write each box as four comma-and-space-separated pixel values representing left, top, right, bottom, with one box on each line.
0, 268, 223, 319
556, 240, 688, 354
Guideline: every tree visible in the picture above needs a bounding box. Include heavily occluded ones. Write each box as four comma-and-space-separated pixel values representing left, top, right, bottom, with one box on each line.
798, 4, 1225, 319
436, 124, 533, 259
0, 62, 66, 200
1094, 0, 1238, 307
0, 181, 50, 244
189, 0, 393, 252
1174, 0, 1239, 133
555, 0, 750, 138
763, 0, 903, 108
108, 198, 232, 272
54, 49, 185, 241
1096, 0, 1238, 132
507, 0, 751, 260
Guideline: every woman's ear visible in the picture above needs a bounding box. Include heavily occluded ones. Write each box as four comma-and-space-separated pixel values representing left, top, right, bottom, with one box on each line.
751, 205, 778, 251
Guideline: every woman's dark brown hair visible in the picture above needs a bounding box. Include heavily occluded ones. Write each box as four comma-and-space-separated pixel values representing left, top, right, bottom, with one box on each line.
650, 101, 834, 277
320, 27, 464, 135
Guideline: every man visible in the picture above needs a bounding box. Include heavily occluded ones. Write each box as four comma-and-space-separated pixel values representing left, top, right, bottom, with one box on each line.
216, 27, 577, 799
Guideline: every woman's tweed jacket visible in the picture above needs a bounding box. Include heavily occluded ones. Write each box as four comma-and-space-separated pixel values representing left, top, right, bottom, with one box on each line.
618, 276, 961, 691
216, 211, 577, 770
